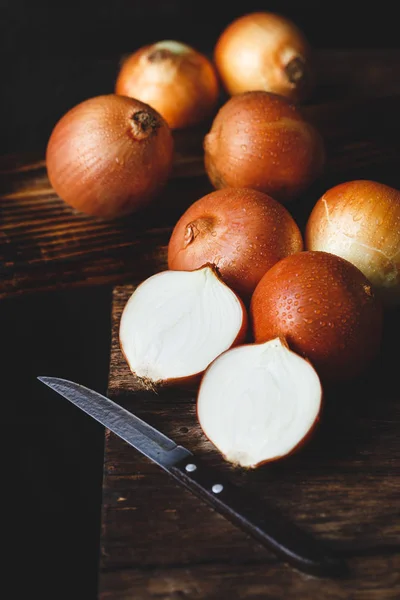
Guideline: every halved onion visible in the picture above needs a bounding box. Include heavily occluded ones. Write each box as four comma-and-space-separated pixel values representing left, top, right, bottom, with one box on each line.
120, 265, 247, 386
197, 338, 322, 467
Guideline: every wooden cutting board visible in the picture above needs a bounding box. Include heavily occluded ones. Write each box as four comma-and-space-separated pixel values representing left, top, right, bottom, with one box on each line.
100, 287, 400, 599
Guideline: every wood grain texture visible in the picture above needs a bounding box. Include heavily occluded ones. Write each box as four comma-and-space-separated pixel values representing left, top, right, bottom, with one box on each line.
99, 285, 400, 599
1, 49, 400, 300
101, 556, 400, 600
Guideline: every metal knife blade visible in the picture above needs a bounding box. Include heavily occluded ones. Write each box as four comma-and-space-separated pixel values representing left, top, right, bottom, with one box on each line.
38, 376, 191, 468
38, 376, 347, 578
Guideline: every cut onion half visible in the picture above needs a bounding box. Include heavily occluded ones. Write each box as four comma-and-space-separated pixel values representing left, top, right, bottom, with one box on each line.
197, 338, 322, 467
120, 265, 247, 386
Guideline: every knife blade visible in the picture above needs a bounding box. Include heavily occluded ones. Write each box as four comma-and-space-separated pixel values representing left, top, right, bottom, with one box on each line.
38, 376, 346, 577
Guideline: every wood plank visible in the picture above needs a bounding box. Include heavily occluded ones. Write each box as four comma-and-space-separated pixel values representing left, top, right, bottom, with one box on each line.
1, 129, 400, 300
100, 555, 400, 600
1, 50, 400, 300
99, 285, 400, 598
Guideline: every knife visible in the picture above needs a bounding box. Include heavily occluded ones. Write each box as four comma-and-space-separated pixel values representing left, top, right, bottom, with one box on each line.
38, 376, 346, 577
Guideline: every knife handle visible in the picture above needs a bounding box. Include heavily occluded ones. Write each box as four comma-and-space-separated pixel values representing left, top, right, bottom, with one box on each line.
169, 456, 346, 577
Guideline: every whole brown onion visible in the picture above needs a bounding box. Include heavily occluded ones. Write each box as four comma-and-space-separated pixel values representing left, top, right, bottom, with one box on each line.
306, 180, 400, 307
251, 251, 383, 382
204, 91, 325, 204
46, 95, 174, 218
168, 187, 303, 299
215, 12, 314, 103
116, 40, 219, 130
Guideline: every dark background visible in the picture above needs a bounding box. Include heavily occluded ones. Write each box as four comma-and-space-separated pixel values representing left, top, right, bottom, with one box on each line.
1, 1, 399, 156
1, 2, 398, 598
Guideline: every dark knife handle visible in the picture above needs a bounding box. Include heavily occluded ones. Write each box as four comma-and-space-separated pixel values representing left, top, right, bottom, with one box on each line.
168, 456, 346, 577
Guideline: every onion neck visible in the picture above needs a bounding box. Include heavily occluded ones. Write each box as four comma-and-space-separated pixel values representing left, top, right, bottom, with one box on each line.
130, 111, 160, 140
148, 48, 173, 62
284, 56, 306, 84
184, 217, 215, 248
148, 41, 190, 62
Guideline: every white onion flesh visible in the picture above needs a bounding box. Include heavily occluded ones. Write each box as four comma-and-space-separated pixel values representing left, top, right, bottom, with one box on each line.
197, 338, 322, 467
120, 266, 246, 384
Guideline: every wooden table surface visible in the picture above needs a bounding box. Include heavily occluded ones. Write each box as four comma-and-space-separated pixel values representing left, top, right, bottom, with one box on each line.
1, 49, 400, 599
2, 50, 400, 301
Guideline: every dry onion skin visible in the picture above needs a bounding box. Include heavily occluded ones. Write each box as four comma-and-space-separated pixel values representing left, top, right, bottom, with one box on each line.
168, 187, 303, 299
215, 12, 314, 103
115, 40, 219, 129
197, 338, 322, 468
306, 180, 400, 307
204, 91, 325, 204
251, 251, 383, 382
119, 265, 247, 387
46, 95, 174, 218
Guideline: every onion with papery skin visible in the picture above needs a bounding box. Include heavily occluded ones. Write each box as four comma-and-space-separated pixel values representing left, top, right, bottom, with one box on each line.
215, 12, 314, 103
46, 95, 173, 218
120, 265, 247, 387
251, 251, 383, 382
197, 338, 322, 468
306, 180, 400, 307
168, 188, 303, 299
204, 91, 325, 204
116, 40, 219, 130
